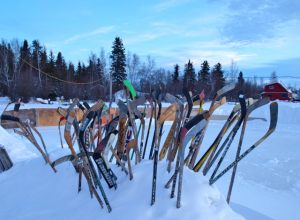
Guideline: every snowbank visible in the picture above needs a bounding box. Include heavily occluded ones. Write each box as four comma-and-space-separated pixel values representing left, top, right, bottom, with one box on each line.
244, 101, 300, 125
201, 100, 300, 125
0, 126, 37, 162
0, 124, 244, 220
0, 96, 10, 104
99, 161, 244, 220
0, 155, 244, 220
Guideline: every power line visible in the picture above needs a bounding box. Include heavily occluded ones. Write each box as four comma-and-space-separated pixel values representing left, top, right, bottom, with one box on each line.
254, 76, 300, 79
226, 75, 300, 79
22, 59, 103, 85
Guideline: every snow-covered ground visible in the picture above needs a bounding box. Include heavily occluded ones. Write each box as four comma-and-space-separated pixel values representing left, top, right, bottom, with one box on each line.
0, 126, 243, 220
204, 103, 300, 220
1, 97, 300, 220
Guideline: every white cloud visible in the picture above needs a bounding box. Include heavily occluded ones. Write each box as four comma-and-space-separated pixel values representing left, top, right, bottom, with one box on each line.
218, 0, 300, 42
153, 0, 191, 12
124, 32, 166, 45
144, 41, 258, 70
64, 26, 114, 44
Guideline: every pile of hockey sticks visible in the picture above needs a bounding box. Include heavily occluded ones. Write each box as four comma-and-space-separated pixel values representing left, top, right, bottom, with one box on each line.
146, 84, 278, 208
52, 80, 150, 212
0, 81, 278, 212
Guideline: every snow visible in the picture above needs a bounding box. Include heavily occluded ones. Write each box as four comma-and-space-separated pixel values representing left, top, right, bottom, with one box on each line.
1, 98, 300, 219
0, 125, 243, 220
0, 97, 120, 112
0, 126, 37, 162
200, 102, 300, 220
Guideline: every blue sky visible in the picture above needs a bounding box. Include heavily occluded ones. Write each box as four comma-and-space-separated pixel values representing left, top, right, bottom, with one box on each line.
1, 0, 300, 78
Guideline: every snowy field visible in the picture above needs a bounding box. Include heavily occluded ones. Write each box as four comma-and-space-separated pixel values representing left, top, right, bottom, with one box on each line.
1, 97, 300, 220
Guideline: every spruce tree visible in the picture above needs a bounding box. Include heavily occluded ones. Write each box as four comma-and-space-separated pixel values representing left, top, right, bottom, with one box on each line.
172, 64, 179, 82
55, 52, 67, 95
236, 71, 245, 98
198, 60, 210, 83
183, 60, 196, 90
47, 50, 55, 74
40, 47, 48, 72
0, 41, 15, 96
67, 62, 75, 81
32, 40, 42, 69
238, 71, 245, 86
55, 52, 63, 74
19, 40, 32, 100
45, 50, 56, 96
7, 43, 15, 95
31, 40, 43, 95
75, 61, 82, 82
110, 37, 126, 91
20, 40, 31, 72
211, 63, 225, 92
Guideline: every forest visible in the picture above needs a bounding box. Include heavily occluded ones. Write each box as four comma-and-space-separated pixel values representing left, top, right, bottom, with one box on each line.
0, 37, 267, 102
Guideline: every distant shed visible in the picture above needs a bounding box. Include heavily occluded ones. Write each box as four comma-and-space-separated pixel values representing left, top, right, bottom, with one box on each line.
262, 82, 293, 101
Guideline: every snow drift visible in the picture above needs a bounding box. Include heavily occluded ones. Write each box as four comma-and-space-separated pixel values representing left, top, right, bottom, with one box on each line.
0, 126, 37, 162
0, 125, 244, 220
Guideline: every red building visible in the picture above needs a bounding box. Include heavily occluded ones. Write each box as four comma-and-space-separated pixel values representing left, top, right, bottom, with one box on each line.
262, 82, 293, 101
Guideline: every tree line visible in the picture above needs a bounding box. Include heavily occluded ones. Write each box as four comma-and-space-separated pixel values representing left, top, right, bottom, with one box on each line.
0, 37, 266, 102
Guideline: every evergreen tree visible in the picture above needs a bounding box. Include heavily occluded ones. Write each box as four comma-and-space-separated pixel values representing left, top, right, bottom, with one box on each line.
87, 53, 98, 83
211, 63, 225, 92
47, 50, 55, 74
76, 62, 82, 77
19, 40, 32, 100
66, 62, 75, 98
31, 40, 42, 68
31, 40, 43, 95
82, 63, 86, 76
7, 43, 15, 90
67, 62, 75, 81
238, 71, 245, 86
235, 71, 245, 98
55, 52, 67, 95
110, 37, 126, 90
55, 52, 63, 74
198, 60, 210, 83
44, 50, 56, 96
183, 60, 196, 90
172, 64, 179, 82
0, 41, 15, 96
20, 40, 31, 72
32, 40, 41, 53
40, 47, 48, 72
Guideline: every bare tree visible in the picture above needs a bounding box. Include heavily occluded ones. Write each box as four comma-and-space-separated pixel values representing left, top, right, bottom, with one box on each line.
228, 59, 239, 83
0, 40, 18, 97
126, 51, 132, 80
0, 41, 10, 94
126, 51, 140, 86
270, 71, 278, 83
99, 47, 107, 77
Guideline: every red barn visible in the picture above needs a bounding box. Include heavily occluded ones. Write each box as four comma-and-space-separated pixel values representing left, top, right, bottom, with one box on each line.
262, 82, 293, 101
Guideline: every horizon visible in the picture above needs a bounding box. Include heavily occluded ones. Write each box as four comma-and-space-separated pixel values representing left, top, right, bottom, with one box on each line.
1, 0, 300, 78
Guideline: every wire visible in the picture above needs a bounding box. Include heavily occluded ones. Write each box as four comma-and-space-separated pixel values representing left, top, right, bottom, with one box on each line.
228, 75, 300, 79
22, 59, 103, 85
